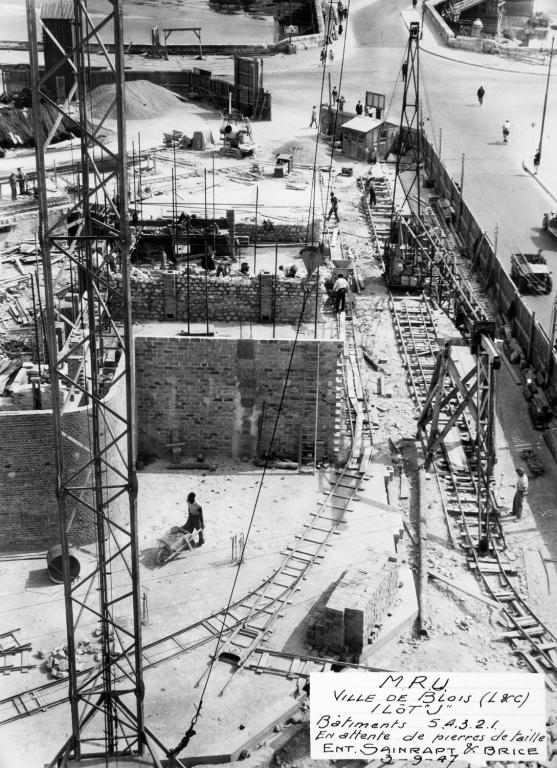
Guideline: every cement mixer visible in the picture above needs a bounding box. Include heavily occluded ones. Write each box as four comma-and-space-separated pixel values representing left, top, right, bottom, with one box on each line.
219, 112, 256, 158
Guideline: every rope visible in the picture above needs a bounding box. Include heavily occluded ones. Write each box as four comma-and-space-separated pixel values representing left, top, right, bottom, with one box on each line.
168, 288, 312, 758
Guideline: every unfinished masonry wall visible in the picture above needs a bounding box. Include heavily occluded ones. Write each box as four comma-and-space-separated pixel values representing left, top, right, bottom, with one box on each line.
111, 271, 323, 324
0, 358, 128, 553
234, 219, 321, 244
135, 336, 341, 461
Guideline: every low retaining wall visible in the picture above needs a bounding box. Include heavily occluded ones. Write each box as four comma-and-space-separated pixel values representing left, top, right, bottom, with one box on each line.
425, 3, 455, 43
135, 336, 342, 461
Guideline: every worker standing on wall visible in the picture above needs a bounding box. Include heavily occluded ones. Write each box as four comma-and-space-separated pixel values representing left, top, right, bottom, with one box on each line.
180, 492, 205, 547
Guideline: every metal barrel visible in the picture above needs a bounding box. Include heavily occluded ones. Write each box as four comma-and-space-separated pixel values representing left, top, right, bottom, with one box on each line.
46, 545, 81, 584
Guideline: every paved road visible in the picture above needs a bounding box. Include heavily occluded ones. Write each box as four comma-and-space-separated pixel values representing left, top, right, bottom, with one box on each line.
267, 0, 557, 331
352, 1, 557, 330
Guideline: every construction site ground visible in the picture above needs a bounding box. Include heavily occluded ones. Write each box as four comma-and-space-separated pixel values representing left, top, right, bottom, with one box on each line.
3, 237, 557, 766
2, 5, 557, 766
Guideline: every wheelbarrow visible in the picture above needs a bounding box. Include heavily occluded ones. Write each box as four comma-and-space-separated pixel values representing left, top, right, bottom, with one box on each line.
156, 526, 196, 565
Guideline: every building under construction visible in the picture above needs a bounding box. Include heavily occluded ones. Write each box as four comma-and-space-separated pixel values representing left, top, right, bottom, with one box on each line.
1, 1, 557, 767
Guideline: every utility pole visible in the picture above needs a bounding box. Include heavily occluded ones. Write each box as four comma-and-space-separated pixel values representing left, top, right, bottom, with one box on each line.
536, 36, 554, 167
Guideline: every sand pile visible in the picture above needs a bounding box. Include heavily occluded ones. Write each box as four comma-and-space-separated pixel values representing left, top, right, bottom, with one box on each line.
87, 80, 181, 120
274, 137, 330, 167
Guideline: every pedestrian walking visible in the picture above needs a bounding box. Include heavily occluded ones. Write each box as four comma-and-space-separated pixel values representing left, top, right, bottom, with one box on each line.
180, 491, 205, 546
309, 105, 318, 128
512, 467, 528, 519
327, 193, 339, 222
8, 172, 17, 201
332, 274, 349, 313
412, 0, 417, 7
402, 60, 408, 80
367, 180, 377, 207
331, 86, 338, 103
502, 120, 510, 143
338, 95, 345, 111
355, 100, 363, 115
17, 167, 27, 195
477, 85, 485, 105
320, 47, 326, 65
533, 149, 541, 174
338, 23, 343, 36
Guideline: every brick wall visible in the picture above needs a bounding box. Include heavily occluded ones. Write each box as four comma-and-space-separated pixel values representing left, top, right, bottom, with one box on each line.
110, 271, 325, 324
0, 358, 128, 553
135, 336, 341, 461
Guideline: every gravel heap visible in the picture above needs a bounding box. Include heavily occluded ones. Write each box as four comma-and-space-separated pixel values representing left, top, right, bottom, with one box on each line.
87, 80, 181, 120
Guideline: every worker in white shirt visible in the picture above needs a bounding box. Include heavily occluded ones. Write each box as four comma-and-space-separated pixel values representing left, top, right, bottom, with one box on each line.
512, 467, 528, 519
332, 274, 349, 314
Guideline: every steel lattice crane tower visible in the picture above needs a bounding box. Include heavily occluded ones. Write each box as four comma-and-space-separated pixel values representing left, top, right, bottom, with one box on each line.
391, 20, 422, 221
26, 0, 177, 763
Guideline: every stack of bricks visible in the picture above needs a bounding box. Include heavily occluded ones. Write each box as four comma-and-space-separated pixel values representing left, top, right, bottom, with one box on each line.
308, 555, 400, 659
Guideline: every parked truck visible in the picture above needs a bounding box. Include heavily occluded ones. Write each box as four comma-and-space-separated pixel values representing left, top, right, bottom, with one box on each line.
542, 211, 557, 239
510, 250, 552, 295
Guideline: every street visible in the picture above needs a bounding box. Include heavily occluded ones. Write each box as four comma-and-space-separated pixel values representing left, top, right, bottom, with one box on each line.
267, 0, 557, 330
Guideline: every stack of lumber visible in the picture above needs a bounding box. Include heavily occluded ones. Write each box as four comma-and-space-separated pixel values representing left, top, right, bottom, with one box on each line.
0, 103, 78, 148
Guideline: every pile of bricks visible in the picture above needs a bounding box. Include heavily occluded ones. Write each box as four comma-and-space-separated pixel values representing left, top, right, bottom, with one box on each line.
307, 555, 400, 659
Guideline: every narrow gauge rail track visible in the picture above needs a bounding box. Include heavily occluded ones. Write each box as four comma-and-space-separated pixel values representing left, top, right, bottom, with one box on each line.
0, 287, 374, 722
386, 282, 557, 689
361, 167, 557, 688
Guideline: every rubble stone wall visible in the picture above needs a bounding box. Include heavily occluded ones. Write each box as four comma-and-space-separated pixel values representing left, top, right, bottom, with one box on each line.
0, 358, 128, 552
110, 271, 323, 324
234, 220, 321, 243
135, 336, 341, 461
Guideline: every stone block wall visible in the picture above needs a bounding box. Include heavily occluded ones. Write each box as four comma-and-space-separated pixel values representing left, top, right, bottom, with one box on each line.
135, 336, 341, 461
110, 271, 323, 324
0, 358, 128, 553
308, 556, 400, 658
234, 219, 321, 244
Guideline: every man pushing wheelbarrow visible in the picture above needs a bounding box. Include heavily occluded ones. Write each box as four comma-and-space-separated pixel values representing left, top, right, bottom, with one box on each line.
181, 492, 205, 546
156, 491, 205, 565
